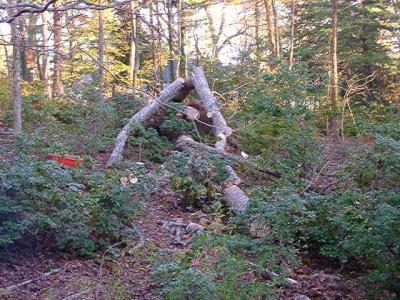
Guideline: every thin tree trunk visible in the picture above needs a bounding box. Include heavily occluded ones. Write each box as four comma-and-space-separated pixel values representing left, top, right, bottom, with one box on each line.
328, 0, 339, 137
98, 0, 105, 99
52, 2, 64, 98
288, 0, 296, 70
25, 14, 37, 82
271, 0, 280, 59
155, 1, 163, 87
8, 4, 22, 134
0, 33, 11, 78
128, 0, 139, 89
263, 0, 276, 56
175, 0, 182, 79
166, 0, 176, 82
177, 0, 187, 78
149, 3, 160, 87
41, 6, 51, 97
255, 1, 260, 53
40, 5, 49, 83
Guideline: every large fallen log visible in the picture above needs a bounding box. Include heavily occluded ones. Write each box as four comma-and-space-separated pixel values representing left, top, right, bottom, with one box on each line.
107, 78, 192, 167
192, 67, 233, 151
176, 135, 281, 178
224, 165, 249, 212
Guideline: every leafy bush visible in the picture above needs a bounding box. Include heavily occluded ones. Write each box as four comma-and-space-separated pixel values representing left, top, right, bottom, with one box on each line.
305, 189, 400, 294
0, 155, 145, 256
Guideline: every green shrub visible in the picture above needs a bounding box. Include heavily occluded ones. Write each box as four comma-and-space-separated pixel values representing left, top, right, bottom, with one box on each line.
0, 155, 144, 256
154, 232, 280, 300
129, 127, 173, 163
305, 189, 400, 293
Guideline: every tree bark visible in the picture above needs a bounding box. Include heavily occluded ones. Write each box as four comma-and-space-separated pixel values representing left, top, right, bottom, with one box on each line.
52, 1, 64, 98
129, 0, 140, 89
149, 3, 161, 88
166, 0, 177, 82
288, 0, 296, 70
98, 0, 105, 99
263, 0, 276, 57
255, 1, 260, 53
328, 0, 339, 137
192, 66, 232, 151
40, 3, 51, 98
107, 78, 191, 167
271, 0, 281, 59
8, 2, 22, 134
25, 14, 37, 82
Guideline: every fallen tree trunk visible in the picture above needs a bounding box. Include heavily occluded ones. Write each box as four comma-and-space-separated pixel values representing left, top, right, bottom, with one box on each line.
224, 166, 249, 212
192, 67, 233, 151
176, 135, 280, 178
107, 78, 190, 167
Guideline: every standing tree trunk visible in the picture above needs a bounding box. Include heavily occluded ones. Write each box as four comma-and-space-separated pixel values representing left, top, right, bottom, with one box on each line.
328, 0, 339, 137
166, 0, 177, 82
263, 0, 276, 57
52, 2, 64, 98
8, 6, 22, 134
149, 3, 161, 88
129, 0, 140, 89
271, 0, 281, 59
98, 0, 105, 99
255, 1, 260, 53
288, 0, 296, 70
0, 33, 11, 78
177, 0, 187, 78
25, 14, 37, 82
40, 3, 51, 99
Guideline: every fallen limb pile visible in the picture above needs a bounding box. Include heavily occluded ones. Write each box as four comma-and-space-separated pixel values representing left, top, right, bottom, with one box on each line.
190, 67, 248, 212
107, 66, 279, 212
107, 78, 193, 167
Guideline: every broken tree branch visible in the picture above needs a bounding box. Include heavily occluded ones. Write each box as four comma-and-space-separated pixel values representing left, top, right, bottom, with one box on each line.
192, 66, 233, 151
107, 78, 193, 167
176, 135, 280, 178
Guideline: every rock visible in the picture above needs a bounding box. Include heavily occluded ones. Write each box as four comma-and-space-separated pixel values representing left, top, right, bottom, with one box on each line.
294, 295, 311, 300
171, 218, 184, 226
186, 222, 205, 232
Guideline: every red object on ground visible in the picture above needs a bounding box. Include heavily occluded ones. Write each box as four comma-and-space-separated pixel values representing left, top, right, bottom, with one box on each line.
47, 153, 84, 167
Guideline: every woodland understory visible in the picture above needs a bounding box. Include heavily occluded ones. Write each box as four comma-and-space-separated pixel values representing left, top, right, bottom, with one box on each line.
0, 0, 399, 299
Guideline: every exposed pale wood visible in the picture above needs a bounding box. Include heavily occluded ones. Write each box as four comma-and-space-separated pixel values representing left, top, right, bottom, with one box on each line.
224, 184, 249, 212
183, 106, 200, 120
107, 78, 188, 167
225, 165, 242, 186
7, 0, 22, 134
192, 66, 232, 151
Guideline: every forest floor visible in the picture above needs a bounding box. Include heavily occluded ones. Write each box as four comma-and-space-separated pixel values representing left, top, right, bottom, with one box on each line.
0, 131, 365, 300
